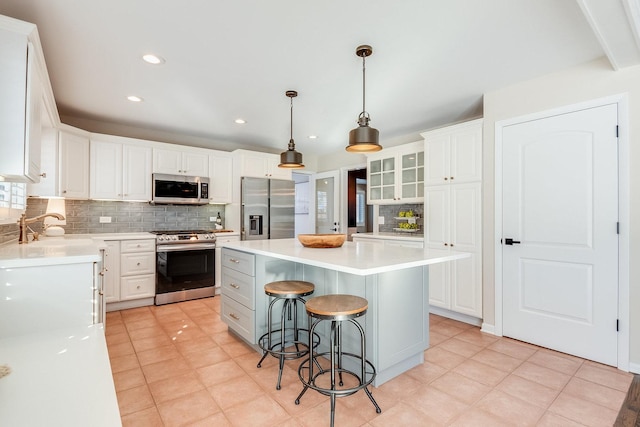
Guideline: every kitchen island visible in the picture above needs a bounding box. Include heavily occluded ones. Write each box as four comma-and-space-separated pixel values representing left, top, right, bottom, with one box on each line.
219, 238, 468, 385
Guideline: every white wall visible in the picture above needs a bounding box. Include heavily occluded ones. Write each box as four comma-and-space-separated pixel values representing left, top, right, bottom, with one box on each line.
482, 57, 640, 369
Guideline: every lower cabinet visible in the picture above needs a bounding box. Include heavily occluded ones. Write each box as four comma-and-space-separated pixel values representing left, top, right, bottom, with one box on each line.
215, 233, 241, 294
220, 248, 256, 343
105, 238, 156, 311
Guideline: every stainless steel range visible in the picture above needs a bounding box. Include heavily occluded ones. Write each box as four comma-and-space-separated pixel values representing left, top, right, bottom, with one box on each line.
152, 230, 216, 305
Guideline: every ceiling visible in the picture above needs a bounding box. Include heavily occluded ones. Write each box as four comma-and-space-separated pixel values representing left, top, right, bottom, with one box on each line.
1, 0, 639, 160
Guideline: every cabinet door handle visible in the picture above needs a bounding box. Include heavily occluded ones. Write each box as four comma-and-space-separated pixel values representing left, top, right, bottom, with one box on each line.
444, 243, 448, 246
450, 176, 454, 180
230, 283, 240, 289
444, 177, 448, 181
450, 243, 454, 247
229, 258, 240, 264
39, 172, 47, 178
229, 313, 240, 320
137, 262, 141, 266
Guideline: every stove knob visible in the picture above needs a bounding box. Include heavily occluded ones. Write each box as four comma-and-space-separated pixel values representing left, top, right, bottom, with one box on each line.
157, 235, 164, 241
171, 235, 178, 241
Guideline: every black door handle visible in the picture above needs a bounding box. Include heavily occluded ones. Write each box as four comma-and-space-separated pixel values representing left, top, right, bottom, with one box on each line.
504, 238, 521, 245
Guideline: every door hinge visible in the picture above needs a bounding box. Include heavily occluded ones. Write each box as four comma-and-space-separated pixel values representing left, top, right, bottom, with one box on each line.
616, 125, 619, 138
617, 319, 619, 332
617, 222, 620, 234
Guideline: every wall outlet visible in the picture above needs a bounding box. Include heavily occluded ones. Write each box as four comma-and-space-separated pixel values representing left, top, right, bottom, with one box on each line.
378, 216, 385, 225
99, 216, 112, 223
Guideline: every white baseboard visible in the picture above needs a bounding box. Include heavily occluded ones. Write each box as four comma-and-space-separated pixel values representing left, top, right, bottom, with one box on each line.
481, 323, 497, 336
429, 306, 482, 327
629, 362, 640, 374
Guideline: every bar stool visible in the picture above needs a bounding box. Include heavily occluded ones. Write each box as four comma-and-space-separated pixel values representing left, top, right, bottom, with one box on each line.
257, 280, 318, 390
295, 294, 381, 426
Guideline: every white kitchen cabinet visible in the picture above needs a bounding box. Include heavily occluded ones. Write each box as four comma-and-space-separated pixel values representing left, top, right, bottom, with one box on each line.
105, 238, 156, 311
422, 118, 482, 186
234, 149, 292, 180
366, 141, 423, 204
209, 151, 233, 203
0, 22, 44, 183
221, 248, 256, 343
90, 139, 152, 201
59, 130, 90, 199
422, 119, 483, 320
27, 127, 57, 197
153, 147, 209, 176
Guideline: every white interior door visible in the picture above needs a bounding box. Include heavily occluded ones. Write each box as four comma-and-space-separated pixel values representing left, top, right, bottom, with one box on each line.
314, 170, 340, 234
502, 103, 619, 366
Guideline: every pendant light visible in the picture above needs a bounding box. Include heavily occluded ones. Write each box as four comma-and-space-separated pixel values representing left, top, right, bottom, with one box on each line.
346, 44, 382, 153
278, 90, 305, 168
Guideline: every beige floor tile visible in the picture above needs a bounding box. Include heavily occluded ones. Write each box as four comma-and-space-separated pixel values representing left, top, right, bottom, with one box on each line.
404, 359, 448, 383
222, 339, 255, 358
166, 325, 208, 342
121, 406, 164, 427
156, 389, 221, 427
487, 338, 538, 360
148, 371, 205, 404
185, 411, 233, 427
273, 379, 328, 416
125, 318, 162, 331
183, 345, 231, 369
174, 335, 219, 355
207, 374, 264, 410
535, 412, 586, 427
428, 330, 450, 346
574, 363, 634, 392
153, 310, 192, 324
404, 385, 469, 424
528, 349, 584, 375
120, 307, 155, 323
449, 407, 512, 426
512, 361, 571, 390
548, 392, 619, 427
251, 362, 301, 391
471, 348, 523, 372
430, 322, 466, 338
454, 328, 499, 348
424, 346, 467, 370
107, 340, 136, 358
223, 394, 289, 427
109, 353, 140, 373
141, 356, 192, 383
104, 322, 127, 336
376, 370, 423, 396
106, 331, 131, 346
113, 366, 147, 392
294, 398, 369, 427
136, 344, 181, 366
452, 359, 509, 387
105, 310, 123, 323
429, 313, 445, 325
430, 371, 492, 405
131, 334, 174, 353
494, 374, 559, 408
197, 359, 246, 387
475, 389, 546, 426
127, 325, 168, 341
116, 384, 156, 416
562, 376, 628, 411
368, 401, 439, 426
437, 337, 483, 358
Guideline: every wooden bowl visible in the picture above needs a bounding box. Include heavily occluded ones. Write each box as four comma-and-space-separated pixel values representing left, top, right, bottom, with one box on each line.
298, 234, 346, 248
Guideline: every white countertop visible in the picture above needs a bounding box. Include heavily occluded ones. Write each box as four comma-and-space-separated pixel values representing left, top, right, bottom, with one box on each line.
0, 324, 121, 426
352, 232, 424, 242
224, 238, 468, 276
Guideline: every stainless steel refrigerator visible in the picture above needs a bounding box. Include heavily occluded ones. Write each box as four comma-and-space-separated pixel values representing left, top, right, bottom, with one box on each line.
241, 177, 295, 240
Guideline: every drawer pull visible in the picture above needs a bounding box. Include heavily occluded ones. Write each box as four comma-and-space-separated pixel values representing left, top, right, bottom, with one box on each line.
230, 283, 240, 289
137, 262, 141, 266
229, 313, 240, 320
228, 258, 240, 263
136, 285, 141, 289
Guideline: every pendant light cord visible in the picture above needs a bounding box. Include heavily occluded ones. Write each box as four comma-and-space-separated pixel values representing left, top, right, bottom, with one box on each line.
362, 54, 366, 115
288, 95, 295, 150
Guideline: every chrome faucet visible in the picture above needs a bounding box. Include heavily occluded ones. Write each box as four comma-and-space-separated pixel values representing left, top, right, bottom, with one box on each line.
17, 212, 66, 244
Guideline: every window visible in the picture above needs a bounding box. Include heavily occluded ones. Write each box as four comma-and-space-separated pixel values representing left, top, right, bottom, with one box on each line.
0, 182, 26, 223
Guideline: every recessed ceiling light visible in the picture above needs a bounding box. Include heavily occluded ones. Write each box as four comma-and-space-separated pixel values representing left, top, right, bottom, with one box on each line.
234, 119, 246, 124
308, 135, 317, 139
127, 95, 143, 102
142, 54, 165, 65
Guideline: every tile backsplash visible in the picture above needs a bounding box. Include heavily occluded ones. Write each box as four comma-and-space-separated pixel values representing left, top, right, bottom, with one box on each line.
378, 203, 423, 235
21, 198, 226, 235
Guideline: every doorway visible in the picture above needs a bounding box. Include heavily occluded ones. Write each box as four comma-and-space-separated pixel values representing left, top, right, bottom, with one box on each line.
347, 168, 372, 239
495, 96, 630, 369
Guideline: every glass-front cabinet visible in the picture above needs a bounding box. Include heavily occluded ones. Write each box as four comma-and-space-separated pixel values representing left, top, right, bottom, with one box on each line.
367, 141, 424, 204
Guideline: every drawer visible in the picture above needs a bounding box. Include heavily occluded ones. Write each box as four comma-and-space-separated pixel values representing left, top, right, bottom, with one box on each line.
120, 274, 155, 300
216, 235, 240, 245
221, 268, 255, 309
121, 239, 156, 253
222, 248, 255, 276
121, 252, 155, 276
221, 295, 255, 344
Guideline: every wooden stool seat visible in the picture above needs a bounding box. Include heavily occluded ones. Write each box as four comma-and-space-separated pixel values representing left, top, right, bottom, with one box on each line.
264, 280, 315, 297
305, 294, 367, 318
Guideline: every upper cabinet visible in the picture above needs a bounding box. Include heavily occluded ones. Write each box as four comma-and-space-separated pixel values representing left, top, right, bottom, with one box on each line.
0, 17, 54, 183
153, 147, 209, 177
366, 141, 424, 204
90, 136, 152, 201
209, 151, 233, 204
234, 150, 292, 180
59, 129, 90, 199
422, 119, 482, 186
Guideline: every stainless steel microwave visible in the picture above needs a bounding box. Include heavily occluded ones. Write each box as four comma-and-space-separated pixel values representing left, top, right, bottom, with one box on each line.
151, 174, 209, 205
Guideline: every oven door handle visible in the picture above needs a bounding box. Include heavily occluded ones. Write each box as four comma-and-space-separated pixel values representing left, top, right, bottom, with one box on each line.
156, 244, 216, 252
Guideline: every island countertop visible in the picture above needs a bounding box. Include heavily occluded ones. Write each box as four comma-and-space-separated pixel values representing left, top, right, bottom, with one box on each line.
221, 238, 468, 276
